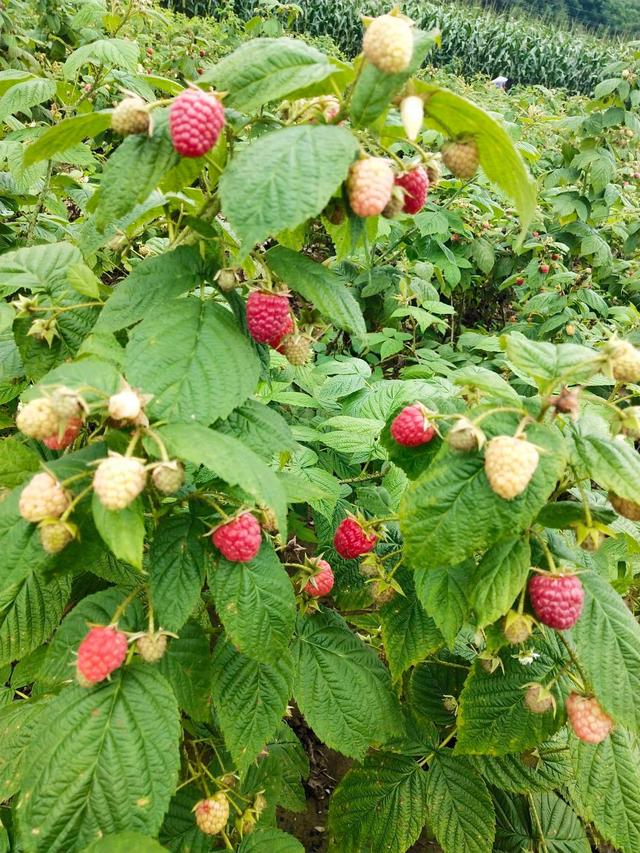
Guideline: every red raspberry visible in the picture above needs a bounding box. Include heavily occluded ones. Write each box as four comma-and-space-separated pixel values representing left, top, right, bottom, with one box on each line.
246, 291, 292, 345
395, 167, 429, 214
76, 626, 128, 686
212, 512, 262, 562
304, 559, 334, 597
539, 264, 550, 274
268, 313, 294, 351
528, 573, 584, 630
566, 693, 613, 744
43, 417, 82, 450
169, 88, 225, 158
333, 517, 377, 559
390, 403, 436, 447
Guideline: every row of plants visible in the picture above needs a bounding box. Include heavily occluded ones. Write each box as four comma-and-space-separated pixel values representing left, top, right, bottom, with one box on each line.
0, 1, 640, 851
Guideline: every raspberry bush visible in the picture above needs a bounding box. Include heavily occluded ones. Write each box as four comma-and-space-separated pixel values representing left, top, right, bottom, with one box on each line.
0, 1, 640, 852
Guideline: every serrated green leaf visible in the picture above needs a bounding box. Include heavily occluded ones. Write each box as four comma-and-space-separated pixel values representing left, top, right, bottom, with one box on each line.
426, 751, 495, 853
266, 246, 366, 337
24, 112, 112, 165
83, 833, 167, 852
414, 562, 472, 647
219, 125, 358, 256
202, 38, 335, 112
573, 572, 640, 733
0, 698, 51, 799
209, 541, 296, 662
92, 493, 145, 570
328, 752, 428, 853
409, 658, 468, 726
64, 39, 139, 79
211, 636, 293, 772
574, 434, 640, 506
292, 608, 402, 760
238, 828, 303, 853
531, 791, 590, 853
472, 731, 572, 794
17, 666, 180, 852
501, 332, 602, 389
471, 537, 531, 629
0, 241, 82, 298
0, 78, 56, 123
157, 621, 212, 721
214, 399, 295, 459
125, 299, 259, 425
0, 438, 40, 488
493, 790, 532, 853
0, 489, 51, 602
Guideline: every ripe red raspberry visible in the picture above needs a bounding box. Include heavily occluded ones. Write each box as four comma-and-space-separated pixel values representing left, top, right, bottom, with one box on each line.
19, 472, 70, 523
76, 626, 128, 686
390, 403, 436, 447
362, 14, 414, 74
212, 512, 262, 562
566, 693, 613, 744
528, 573, 584, 630
246, 291, 292, 345
484, 435, 539, 500
136, 632, 168, 663
16, 398, 59, 440
333, 517, 377, 559
347, 158, 394, 217
93, 454, 147, 511
268, 313, 294, 351
304, 560, 334, 597
194, 794, 229, 835
43, 417, 82, 450
539, 264, 550, 274
169, 88, 225, 158
442, 139, 479, 180
111, 96, 150, 135
395, 167, 429, 214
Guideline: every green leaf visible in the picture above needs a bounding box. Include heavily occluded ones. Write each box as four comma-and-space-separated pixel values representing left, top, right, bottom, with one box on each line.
219, 125, 358, 256
237, 828, 304, 853
418, 85, 537, 235
380, 569, 444, 680
471, 537, 531, 629
0, 698, 51, 799
64, 39, 139, 78
456, 636, 566, 755
574, 434, 640, 505
94, 112, 179, 231
92, 493, 145, 570
125, 299, 259, 425
401, 419, 566, 569
0, 241, 82, 298
328, 753, 428, 853
426, 751, 495, 853
266, 246, 366, 337
471, 238, 495, 274
157, 422, 287, 533
148, 513, 208, 633
24, 112, 112, 165
211, 636, 293, 772
0, 78, 56, 123
414, 563, 471, 647
501, 333, 602, 389
83, 833, 167, 852
0, 438, 40, 488
569, 727, 640, 853
157, 621, 212, 722
573, 572, 640, 733
17, 666, 180, 852
531, 792, 590, 853
215, 399, 295, 459
292, 608, 402, 759
97, 247, 204, 333
472, 731, 572, 794
0, 489, 51, 602
202, 38, 335, 112
209, 541, 296, 662
409, 658, 468, 726
493, 790, 532, 853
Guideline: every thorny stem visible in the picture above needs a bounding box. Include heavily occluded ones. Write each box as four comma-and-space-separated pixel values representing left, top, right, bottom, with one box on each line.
528, 793, 549, 853
532, 530, 557, 573
556, 630, 589, 690
111, 586, 144, 625
61, 484, 93, 519
575, 475, 593, 528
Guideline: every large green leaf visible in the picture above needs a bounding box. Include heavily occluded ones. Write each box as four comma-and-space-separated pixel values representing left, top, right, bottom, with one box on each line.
417, 84, 536, 234
0, 698, 51, 799
409, 658, 468, 727
414, 562, 472, 647
17, 666, 180, 853
531, 792, 590, 853
211, 636, 293, 772
157, 422, 287, 532
0, 242, 81, 298
472, 731, 572, 794
148, 513, 208, 633
92, 494, 145, 570
0, 78, 56, 123
157, 621, 212, 722
63, 39, 139, 78
237, 828, 303, 853
328, 753, 428, 853
209, 541, 296, 663
573, 572, 640, 733
266, 246, 366, 337
125, 299, 260, 424
501, 333, 603, 390
215, 399, 295, 459
219, 124, 358, 256
0, 489, 52, 603
471, 537, 531, 629
83, 833, 167, 853
202, 38, 335, 112
569, 728, 640, 853
292, 608, 402, 759
574, 433, 640, 506
401, 419, 566, 569
24, 112, 112, 165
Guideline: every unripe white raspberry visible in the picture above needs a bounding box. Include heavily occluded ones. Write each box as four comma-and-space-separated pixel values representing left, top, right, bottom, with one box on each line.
400, 95, 424, 141
111, 96, 150, 135
484, 435, 539, 500
194, 793, 229, 835
108, 387, 143, 422
151, 461, 185, 494
363, 14, 414, 74
443, 139, 480, 180
19, 472, 70, 523
16, 398, 59, 440
93, 454, 147, 511
136, 632, 168, 663
38, 519, 75, 553
608, 339, 640, 383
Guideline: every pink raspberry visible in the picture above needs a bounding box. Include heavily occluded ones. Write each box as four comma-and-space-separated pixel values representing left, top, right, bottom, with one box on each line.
333, 517, 377, 559
43, 417, 82, 450
395, 167, 429, 214
347, 158, 394, 217
528, 573, 584, 630
246, 291, 292, 345
169, 88, 225, 158
76, 626, 128, 686
212, 512, 262, 562
194, 794, 229, 835
566, 693, 613, 744
390, 403, 436, 447
304, 559, 334, 597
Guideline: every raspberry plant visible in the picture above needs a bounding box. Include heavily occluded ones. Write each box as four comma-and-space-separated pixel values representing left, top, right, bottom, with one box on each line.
0, 2, 640, 852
